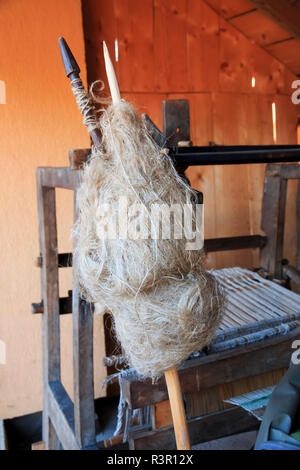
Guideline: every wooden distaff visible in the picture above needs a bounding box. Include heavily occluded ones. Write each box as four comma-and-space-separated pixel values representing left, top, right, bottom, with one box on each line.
103, 41, 191, 451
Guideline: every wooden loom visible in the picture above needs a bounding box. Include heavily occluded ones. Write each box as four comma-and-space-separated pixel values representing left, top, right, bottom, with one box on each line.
32, 43, 300, 449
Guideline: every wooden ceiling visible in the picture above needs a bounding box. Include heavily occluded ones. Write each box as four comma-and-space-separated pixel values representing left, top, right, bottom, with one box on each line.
205, 0, 300, 75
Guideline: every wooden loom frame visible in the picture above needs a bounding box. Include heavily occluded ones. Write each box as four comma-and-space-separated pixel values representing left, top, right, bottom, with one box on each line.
35, 101, 300, 450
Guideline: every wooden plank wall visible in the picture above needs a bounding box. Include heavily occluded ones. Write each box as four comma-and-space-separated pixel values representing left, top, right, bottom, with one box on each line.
82, 0, 299, 270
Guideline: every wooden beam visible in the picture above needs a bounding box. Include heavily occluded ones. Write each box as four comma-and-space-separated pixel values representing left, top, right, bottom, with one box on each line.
37, 167, 82, 190
48, 381, 79, 450
248, 0, 300, 39
130, 407, 259, 450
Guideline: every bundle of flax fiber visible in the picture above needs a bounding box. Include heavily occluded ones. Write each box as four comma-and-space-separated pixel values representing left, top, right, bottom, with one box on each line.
72, 42, 225, 449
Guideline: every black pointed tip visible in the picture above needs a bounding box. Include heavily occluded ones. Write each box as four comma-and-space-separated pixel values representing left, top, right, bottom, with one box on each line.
59, 37, 80, 77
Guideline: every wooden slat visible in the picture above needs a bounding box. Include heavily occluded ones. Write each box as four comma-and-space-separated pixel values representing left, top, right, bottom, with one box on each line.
36, 172, 61, 450
153, 0, 188, 92
186, 0, 219, 92
230, 9, 292, 46
260, 164, 287, 276
275, 97, 299, 273
186, 368, 286, 418
115, 0, 154, 93
245, 94, 273, 267
212, 92, 253, 269
48, 381, 79, 450
204, 0, 255, 19
219, 18, 254, 93
73, 190, 96, 448
265, 38, 300, 75
130, 406, 258, 450
248, 0, 300, 39
37, 167, 82, 190
82, 0, 118, 86
152, 400, 173, 429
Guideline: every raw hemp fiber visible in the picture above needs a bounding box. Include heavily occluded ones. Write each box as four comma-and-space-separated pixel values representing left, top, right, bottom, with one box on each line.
74, 96, 225, 379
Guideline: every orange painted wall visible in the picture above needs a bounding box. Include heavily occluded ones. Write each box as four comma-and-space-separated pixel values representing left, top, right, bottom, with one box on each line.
0, 0, 106, 419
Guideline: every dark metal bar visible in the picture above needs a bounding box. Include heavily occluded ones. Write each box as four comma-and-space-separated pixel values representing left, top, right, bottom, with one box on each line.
204, 235, 267, 253
170, 145, 300, 166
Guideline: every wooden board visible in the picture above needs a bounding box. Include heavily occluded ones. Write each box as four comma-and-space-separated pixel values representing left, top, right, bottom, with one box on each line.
186, 0, 219, 92
82, 0, 118, 87
248, 0, 300, 40
230, 9, 292, 46
130, 406, 259, 450
115, 0, 155, 92
204, 0, 254, 19
266, 38, 300, 75
186, 368, 286, 418
153, 0, 188, 92
219, 18, 254, 93
212, 92, 253, 268
275, 95, 299, 270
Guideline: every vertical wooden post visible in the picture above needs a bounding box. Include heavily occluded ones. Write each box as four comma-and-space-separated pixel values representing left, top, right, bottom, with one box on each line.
73, 190, 96, 448
164, 368, 191, 450
260, 164, 287, 278
36, 171, 61, 450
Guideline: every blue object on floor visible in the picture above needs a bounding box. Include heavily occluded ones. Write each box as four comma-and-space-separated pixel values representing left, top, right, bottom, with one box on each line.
254, 364, 300, 450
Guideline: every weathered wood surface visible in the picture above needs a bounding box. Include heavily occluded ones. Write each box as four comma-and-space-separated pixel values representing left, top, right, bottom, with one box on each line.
260, 163, 300, 278
260, 164, 287, 277
36, 171, 61, 450
37, 166, 97, 450
123, 327, 300, 409
72, 190, 96, 448
248, 0, 300, 40
37, 167, 82, 190
230, 9, 291, 47
205, 235, 266, 253
48, 381, 79, 450
129, 406, 258, 450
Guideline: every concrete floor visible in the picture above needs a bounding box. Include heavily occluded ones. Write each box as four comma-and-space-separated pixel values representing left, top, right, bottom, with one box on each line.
192, 431, 257, 450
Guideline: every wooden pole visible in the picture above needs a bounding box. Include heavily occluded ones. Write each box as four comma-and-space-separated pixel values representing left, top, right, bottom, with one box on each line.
165, 368, 191, 450
102, 40, 191, 451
